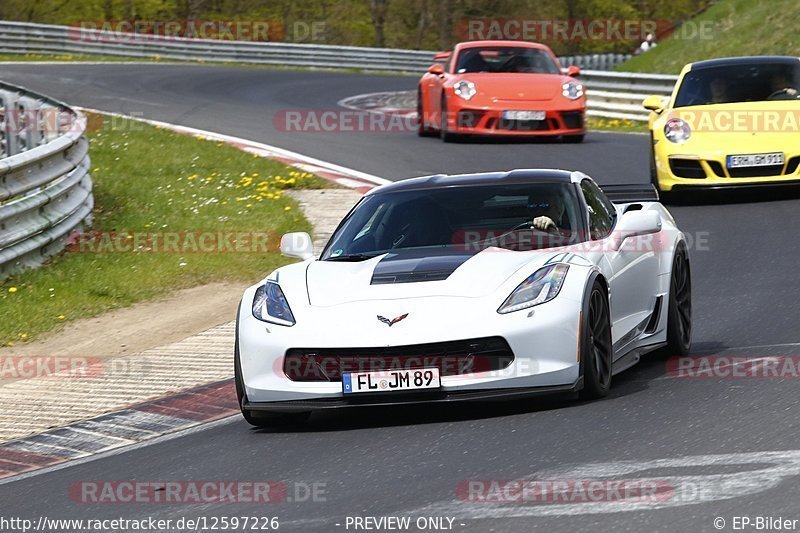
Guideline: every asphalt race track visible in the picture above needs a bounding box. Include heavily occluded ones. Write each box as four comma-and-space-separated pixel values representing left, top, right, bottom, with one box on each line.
2, 64, 800, 532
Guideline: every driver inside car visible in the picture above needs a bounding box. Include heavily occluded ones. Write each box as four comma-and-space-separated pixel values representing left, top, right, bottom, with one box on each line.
530, 191, 566, 232
767, 72, 799, 100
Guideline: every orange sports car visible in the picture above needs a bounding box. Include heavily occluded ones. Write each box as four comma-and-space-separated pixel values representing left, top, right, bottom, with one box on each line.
418, 40, 586, 142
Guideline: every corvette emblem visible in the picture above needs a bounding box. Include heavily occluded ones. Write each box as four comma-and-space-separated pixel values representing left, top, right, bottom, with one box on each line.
377, 313, 408, 327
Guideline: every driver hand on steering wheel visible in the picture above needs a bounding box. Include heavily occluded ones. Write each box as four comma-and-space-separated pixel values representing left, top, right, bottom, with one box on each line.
768, 72, 799, 100
531, 192, 565, 232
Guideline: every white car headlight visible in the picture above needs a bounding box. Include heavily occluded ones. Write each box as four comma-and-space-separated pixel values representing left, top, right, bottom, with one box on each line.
454, 80, 477, 100
252, 282, 296, 326
664, 118, 691, 143
562, 81, 584, 100
498, 264, 569, 314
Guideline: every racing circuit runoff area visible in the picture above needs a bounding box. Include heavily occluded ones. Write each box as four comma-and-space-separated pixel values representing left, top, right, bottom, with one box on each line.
1, 55, 800, 533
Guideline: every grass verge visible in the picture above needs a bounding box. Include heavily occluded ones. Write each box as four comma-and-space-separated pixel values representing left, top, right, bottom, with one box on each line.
0, 53, 146, 62
587, 116, 648, 134
619, 0, 800, 74
0, 52, 404, 76
0, 113, 330, 346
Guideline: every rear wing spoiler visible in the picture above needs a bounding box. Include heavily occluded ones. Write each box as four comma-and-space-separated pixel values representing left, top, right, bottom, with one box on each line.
601, 184, 660, 203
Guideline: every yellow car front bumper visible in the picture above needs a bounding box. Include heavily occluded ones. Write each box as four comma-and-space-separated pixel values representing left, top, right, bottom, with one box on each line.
653, 144, 800, 192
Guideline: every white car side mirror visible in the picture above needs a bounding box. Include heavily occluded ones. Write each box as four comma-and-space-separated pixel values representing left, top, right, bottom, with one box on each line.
280, 232, 314, 260
613, 210, 662, 249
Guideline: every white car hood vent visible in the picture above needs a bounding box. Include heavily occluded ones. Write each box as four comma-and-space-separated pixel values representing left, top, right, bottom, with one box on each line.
305, 247, 547, 307
370, 249, 474, 285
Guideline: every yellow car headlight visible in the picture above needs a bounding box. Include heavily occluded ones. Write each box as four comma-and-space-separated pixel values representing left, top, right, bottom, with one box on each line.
665, 118, 691, 144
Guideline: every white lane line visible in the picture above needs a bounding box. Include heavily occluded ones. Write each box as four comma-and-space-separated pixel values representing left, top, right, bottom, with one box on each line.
338, 90, 649, 135
78, 107, 390, 188
698, 342, 800, 354
399, 449, 800, 519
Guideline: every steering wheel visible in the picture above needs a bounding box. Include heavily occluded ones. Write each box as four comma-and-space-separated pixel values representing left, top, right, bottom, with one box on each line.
490, 223, 556, 250
391, 223, 412, 248
767, 88, 798, 100
506, 219, 559, 234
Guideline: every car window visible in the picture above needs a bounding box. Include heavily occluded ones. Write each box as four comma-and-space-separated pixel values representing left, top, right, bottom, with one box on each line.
674, 62, 800, 107
322, 182, 583, 258
581, 180, 614, 240
455, 47, 559, 75
444, 53, 454, 73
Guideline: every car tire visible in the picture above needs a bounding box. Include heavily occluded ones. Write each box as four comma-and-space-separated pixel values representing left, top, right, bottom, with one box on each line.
649, 132, 659, 186
562, 134, 585, 143
417, 88, 436, 137
665, 243, 692, 356
579, 280, 613, 400
234, 310, 311, 428
649, 133, 680, 202
440, 96, 458, 142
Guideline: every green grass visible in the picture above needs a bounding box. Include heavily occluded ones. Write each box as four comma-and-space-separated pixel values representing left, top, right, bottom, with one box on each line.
620, 0, 800, 74
0, 52, 163, 62
0, 113, 330, 346
587, 116, 648, 133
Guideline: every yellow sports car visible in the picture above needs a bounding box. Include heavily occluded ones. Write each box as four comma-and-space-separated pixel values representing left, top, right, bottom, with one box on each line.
643, 56, 800, 195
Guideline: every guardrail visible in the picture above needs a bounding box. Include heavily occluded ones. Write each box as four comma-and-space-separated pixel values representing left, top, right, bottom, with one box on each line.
580, 70, 678, 121
0, 20, 438, 71
0, 20, 676, 120
0, 81, 93, 279
0, 20, 633, 71
560, 53, 631, 71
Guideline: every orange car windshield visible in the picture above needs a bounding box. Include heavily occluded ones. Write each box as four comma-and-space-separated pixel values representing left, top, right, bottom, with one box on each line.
455, 47, 559, 75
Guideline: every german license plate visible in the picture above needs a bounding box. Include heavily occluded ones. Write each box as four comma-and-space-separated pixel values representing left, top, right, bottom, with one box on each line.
726, 152, 784, 168
502, 110, 545, 121
342, 368, 440, 394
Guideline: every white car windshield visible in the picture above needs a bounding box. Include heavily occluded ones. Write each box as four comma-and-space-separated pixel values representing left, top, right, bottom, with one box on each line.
322, 182, 583, 260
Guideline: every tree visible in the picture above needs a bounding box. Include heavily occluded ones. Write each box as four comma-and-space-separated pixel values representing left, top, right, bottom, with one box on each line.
369, 0, 389, 47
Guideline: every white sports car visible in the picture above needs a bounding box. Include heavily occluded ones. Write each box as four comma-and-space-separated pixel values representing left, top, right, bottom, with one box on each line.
235, 169, 691, 426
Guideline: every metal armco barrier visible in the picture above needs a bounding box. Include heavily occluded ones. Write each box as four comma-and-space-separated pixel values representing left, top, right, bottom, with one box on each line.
0, 81, 93, 279
559, 53, 631, 71
0, 21, 676, 120
0, 20, 634, 72
580, 70, 678, 121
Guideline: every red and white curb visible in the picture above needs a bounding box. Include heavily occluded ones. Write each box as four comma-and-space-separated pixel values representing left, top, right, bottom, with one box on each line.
79, 107, 390, 193
0, 379, 236, 481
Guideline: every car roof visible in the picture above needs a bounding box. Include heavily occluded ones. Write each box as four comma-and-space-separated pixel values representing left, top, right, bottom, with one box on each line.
689, 55, 800, 71
366, 169, 579, 195
455, 40, 551, 51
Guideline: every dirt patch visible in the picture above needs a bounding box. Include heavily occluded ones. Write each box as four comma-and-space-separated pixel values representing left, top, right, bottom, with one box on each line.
0, 282, 246, 360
